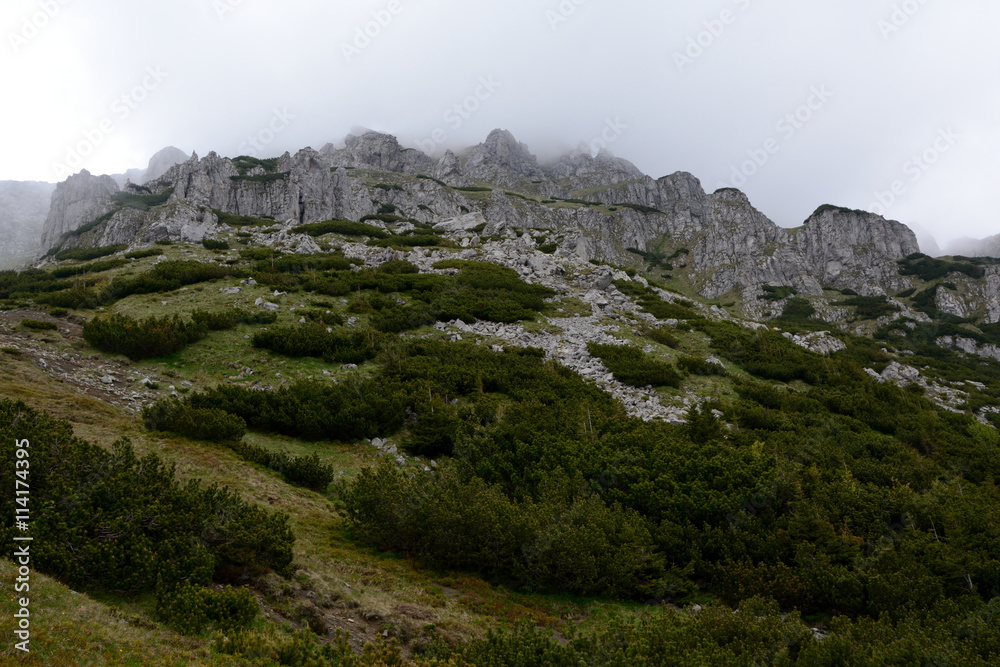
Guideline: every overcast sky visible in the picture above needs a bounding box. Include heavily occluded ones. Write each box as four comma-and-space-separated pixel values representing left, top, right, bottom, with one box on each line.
1, 0, 997, 248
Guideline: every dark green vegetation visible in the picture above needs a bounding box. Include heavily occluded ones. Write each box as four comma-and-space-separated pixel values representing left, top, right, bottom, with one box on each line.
292, 219, 390, 238
899, 252, 985, 281
762, 285, 796, 301
83, 313, 208, 359
229, 156, 289, 183
587, 342, 683, 387
5, 235, 1000, 662
20, 318, 57, 331
837, 295, 901, 321
202, 238, 231, 251
55, 244, 127, 261
142, 400, 334, 492
112, 186, 175, 211
0, 400, 293, 635
83, 308, 275, 360
34, 259, 244, 309
812, 204, 870, 217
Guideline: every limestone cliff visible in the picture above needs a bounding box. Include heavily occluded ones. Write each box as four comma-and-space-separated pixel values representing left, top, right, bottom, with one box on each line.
39, 170, 119, 252
36, 129, 922, 311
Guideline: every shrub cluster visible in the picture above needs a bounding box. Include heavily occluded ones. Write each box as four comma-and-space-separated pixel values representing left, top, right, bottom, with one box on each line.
899, 252, 984, 281
156, 583, 258, 635
293, 219, 390, 238
143, 399, 247, 441
587, 342, 683, 388
0, 400, 293, 630
49, 258, 127, 278
676, 355, 726, 376
112, 187, 173, 211
83, 313, 207, 360
227, 441, 335, 492
191, 307, 277, 329
55, 244, 127, 262
202, 238, 230, 251
20, 318, 57, 331
637, 294, 700, 320
838, 295, 901, 320
252, 325, 381, 364
124, 248, 162, 260
185, 379, 407, 442
214, 209, 275, 227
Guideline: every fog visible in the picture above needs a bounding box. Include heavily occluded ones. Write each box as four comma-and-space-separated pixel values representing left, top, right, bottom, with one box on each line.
1, 0, 998, 249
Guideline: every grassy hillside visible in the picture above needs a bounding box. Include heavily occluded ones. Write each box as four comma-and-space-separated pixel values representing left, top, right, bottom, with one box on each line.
2, 235, 1000, 665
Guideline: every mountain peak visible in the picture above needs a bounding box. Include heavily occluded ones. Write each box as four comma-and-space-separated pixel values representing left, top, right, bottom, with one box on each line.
463, 129, 545, 188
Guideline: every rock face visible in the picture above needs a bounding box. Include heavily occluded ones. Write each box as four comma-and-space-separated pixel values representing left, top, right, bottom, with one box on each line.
792, 207, 920, 296
544, 149, 645, 190
39, 170, 119, 252
0, 181, 56, 263
462, 129, 547, 188
321, 132, 436, 175
36, 129, 922, 308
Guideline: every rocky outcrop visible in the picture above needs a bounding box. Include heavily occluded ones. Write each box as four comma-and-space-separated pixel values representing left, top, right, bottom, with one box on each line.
322, 132, 436, 175
0, 181, 56, 262
792, 207, 919, 296
544, 149, 645, 190
36, 129, 923, 310
462, 129, 546, 188
865, 362, 968, 413
66, 200, 218, 248
782, 331, 847, 355
434, 150, 469, 186
39, 170, 119, 252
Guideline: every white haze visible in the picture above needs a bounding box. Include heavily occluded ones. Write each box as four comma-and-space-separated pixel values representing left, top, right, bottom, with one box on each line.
1, 0, 998, 250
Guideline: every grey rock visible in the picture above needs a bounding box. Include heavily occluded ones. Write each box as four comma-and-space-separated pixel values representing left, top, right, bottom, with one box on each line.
322, 131, 435, 175
39, 170, 120, 252
462, 129, 546, 188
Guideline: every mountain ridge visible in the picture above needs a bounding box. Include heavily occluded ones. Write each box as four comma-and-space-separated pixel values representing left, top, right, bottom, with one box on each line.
37, 129, 925, 313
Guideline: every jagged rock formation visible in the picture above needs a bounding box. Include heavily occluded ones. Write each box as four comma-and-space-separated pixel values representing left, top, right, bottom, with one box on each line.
35, 129, 922, 313
0, 181, 56, 264
461, 129, 547, 188
39, 170, 119, 252
321, 132, 435, 175
544, 149, 645, 191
